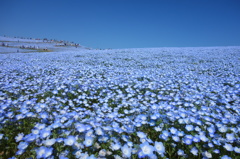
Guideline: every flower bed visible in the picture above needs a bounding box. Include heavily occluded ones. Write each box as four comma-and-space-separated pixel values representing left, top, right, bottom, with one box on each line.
0, 47, 239, 159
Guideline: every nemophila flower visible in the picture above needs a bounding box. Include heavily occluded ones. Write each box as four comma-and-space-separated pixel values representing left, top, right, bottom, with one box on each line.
221, 155, 232, 159
121, 144, 131, 158
193, 136, 200, 142
150, 114, 157, 120
169, 127, 178, 134
195, 126, 201, 132
224, 143, 234, 151
6, 111, 14, 118
15, 133, 24, 142
17, 141, 29, 150
35, 106, 42, 113
85, 129, 94, 137
219, 125, 228, 133
199, 134, 209, 142
44, 138, 56, 146
0, 134, 3, 139
160, 130, 170, 140
154, 126, 162, 132
177, 149, 185, 156
84, 136, 94, 147
172, 135, 180, 142
26, 112, 34, 117
56, 138, 64, 143
16, 113, 25, 120
59, 150, 70, 158
208, 142, 214, 148
127, 141, 133, 147
20, 108, 28, 114
98, 149, 106, 157
95, 127, 104, 135
25, 134, 37, 142
40, 112, 48, 119
234, 147, 240, 153
51, 122, 62, 129
74, 150, 82, 158
87, 154, 97, 159
202, 151, 212, 158
36, 146, 53, 159
213, 149, 220, 154
40, 129, 51, 139
139, 142, 155, 157
59, 155, 69, 159
35, 123, 46, 130
39, 103, 47, 109
207, 126, 216, 134
111, 142, 121, 151
185, 125, 194, 131
137, 132, 147, 139
16, 149, 25, 155
226, 133, 235, 142
183, 137, 192, 145
177, 131, 185, 137
190, 147, 198, 156
64, 135, 76, 146
154, 141, 165, 156
149, 120, 156, 126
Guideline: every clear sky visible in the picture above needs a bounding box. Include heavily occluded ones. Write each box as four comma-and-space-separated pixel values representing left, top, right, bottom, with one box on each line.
1, 0, 240, 49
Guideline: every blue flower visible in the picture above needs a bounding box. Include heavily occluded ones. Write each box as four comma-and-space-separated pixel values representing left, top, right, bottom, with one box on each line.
139, 142, 155, 157
226, 133, 235, 142
207, 126, 216, 134
154, 141, 165, 156
40, 129, 51, 139
40, 112, 48, 119
159, 130, 170, 140
190, 147, 198, 156
234, 147, 240, 153
76, 123, 86, 132
95, 127, 104, 135
169, 127, 178, 134
0, 134, 3, 140
16, 149, 25, 155
15, 133, 24, 142
36, 146, 53, 159
199, 134, 209, 142
17, 141, 29, 150
44, 138, 56, 147
219, 125, 228, 133
121, 144, 131, 158
183, 137, 192, 145
137, 132, 146, 139
213, 149, 220, 154
208, 142, 214, 148
224, 143, 233, 151
185, 125, 194, 131
202, 151, 212, 158
193, 136, 200, 142
221, 155, 232, 159
84, 136, 94, 147
64, 135, 76, 146
87, 154, 97, 159
172, 135, 180, 142
111, 142, 121, 150
177, 149, 185, 156
24, 134, 37, 142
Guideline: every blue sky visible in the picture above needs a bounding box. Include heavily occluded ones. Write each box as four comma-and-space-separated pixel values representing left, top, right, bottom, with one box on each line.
1, 0, 240, 49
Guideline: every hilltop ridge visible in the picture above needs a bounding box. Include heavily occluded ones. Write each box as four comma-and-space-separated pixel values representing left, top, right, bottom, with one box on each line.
0, 36, 91, 54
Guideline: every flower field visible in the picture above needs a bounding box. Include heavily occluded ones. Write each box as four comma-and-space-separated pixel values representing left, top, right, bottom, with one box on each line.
0, 46, 240, 159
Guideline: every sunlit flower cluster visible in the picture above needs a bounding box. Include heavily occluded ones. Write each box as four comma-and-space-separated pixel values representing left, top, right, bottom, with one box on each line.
0, 47, 239, 158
